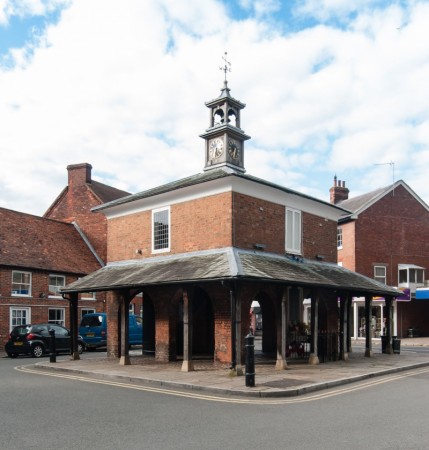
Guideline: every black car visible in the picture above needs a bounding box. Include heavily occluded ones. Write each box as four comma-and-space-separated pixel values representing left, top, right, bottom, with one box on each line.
5, 323, 85, 358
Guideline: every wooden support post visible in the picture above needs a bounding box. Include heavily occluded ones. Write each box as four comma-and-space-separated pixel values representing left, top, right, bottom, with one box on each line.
364, 295, 373, 357
385, 296, 393, 354
276, 288, 288, 370
119, 292, 131, 366
181, 288, 194, 372
347, 295, 353, 353
68, 293, 80, 360
339, 295, 348, 361
309, 291, 319, 365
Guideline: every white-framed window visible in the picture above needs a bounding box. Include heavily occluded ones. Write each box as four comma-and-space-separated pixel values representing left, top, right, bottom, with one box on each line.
81, 308, 96, 318
81, 292, 96, 300
286, 208, 302, 254
10, 307, 31, 329
337, 227, 343, 249
374, 266, 387, 284
152, 206, 170, 253
48, 308, 65, 326
48, 275, 65, 298
11, 271, 32, 296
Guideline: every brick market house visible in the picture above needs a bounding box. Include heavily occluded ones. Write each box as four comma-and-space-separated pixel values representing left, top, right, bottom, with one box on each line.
330, 177, 429, 339
0, 164, 130, 346
62, 81, 400, 372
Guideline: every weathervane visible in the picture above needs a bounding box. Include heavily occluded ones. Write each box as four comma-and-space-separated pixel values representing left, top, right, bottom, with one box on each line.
220, 51, 231, 82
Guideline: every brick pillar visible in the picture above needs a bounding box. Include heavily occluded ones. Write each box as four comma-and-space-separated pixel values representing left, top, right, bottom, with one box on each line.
214, 290, 232, 364
154, 298, 171, 362
106, 291, 120, 359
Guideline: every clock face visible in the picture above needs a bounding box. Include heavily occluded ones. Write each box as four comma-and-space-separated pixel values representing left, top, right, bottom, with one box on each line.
209, 138, 224, 160
228, 139, 240, 160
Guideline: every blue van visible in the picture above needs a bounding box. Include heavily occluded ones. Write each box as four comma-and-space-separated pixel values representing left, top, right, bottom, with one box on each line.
79, 313, 143, 350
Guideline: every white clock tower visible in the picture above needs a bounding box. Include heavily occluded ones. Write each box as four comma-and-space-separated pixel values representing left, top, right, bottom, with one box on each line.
200, 54, 250, 173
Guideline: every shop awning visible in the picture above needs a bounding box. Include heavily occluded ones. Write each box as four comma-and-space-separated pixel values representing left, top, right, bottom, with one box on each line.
416, 287, 429, 300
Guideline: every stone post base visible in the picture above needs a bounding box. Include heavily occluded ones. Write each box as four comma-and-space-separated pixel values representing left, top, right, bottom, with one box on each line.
308, 354, 320, 365
364, 349, 373, 357
181, 360, 194, 372
70, 352, 80, 361
119, 355, 131, 366
275, 359, 287, 370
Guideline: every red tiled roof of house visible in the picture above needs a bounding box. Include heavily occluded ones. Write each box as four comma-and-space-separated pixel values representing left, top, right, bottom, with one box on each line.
89, 180, 131, 204
0, 207, 101, 274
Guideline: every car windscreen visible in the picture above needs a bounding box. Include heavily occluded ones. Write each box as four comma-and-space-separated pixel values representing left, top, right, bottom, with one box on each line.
80, 315, 103, 327
11, 325, 31, 336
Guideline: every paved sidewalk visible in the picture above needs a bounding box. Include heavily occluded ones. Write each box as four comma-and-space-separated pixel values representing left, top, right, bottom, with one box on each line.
19, 339, 429, 398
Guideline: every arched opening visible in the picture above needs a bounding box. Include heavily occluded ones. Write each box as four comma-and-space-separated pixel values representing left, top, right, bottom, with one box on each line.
192, 287, 214, 357
227, 108, 237, 126
253, 292, 276, 357
213, 108, 224, 125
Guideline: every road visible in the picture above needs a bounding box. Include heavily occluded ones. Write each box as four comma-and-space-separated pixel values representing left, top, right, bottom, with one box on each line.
1, 351, 429, 450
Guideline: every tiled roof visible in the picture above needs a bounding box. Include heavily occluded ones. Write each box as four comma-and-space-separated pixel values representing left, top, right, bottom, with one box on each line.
93, 168, 349, 213
337, 180, 429, 220
89, 180, 130, 204
0, 208, 101, 274
337, 185, 389, 215
62, 247, 400, 297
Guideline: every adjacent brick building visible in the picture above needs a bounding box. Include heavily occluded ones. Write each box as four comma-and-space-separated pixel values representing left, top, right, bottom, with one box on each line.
331, 176, 429, 337
1, 164, 130, 348
0, 208, 101, 346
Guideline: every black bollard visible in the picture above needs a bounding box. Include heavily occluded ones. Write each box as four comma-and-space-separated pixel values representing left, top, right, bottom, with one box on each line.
245, 331, 255, 387
49, 328, 56, 363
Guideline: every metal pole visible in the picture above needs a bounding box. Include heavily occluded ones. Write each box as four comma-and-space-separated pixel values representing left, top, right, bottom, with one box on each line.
245, 331, 255, 387
49, 328, 56, 363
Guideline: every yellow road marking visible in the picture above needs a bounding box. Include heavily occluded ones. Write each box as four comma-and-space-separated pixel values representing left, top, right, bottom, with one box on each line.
15, 365, 429, 405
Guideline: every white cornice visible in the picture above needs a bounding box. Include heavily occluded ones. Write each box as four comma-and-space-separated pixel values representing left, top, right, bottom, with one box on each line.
102, 176, 344, 222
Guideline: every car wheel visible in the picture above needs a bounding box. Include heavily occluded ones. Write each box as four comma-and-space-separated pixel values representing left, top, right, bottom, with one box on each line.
78, 343, 84, 354
7, 352, 18, 358
31, 344, 44, 358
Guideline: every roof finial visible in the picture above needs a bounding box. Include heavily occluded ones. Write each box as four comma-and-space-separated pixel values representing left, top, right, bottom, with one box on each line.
220, 51, 231, 83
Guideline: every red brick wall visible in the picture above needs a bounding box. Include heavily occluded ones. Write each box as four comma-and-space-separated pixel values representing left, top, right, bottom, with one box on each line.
302, 212, 338, 263
337, 221, 356, 270
107, 191, 338, 262
46, 189, 108, 263
351, 185, 429, 285
232, 193, 285, 253
107, 192, 233, 261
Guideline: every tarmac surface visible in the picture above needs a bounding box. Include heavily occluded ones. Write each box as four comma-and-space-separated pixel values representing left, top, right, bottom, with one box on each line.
10, 337, 429, 398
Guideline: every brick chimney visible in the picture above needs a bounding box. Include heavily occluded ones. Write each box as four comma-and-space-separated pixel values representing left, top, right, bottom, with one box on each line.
330, 175, 349, 204
67, 163, 92, 187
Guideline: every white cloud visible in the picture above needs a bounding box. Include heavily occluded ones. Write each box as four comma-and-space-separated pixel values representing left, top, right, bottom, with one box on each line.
0, 0, 70, 24
1, 0, 429, 214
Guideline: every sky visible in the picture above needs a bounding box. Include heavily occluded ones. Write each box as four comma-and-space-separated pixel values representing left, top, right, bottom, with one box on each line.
1, 0, 429, 216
